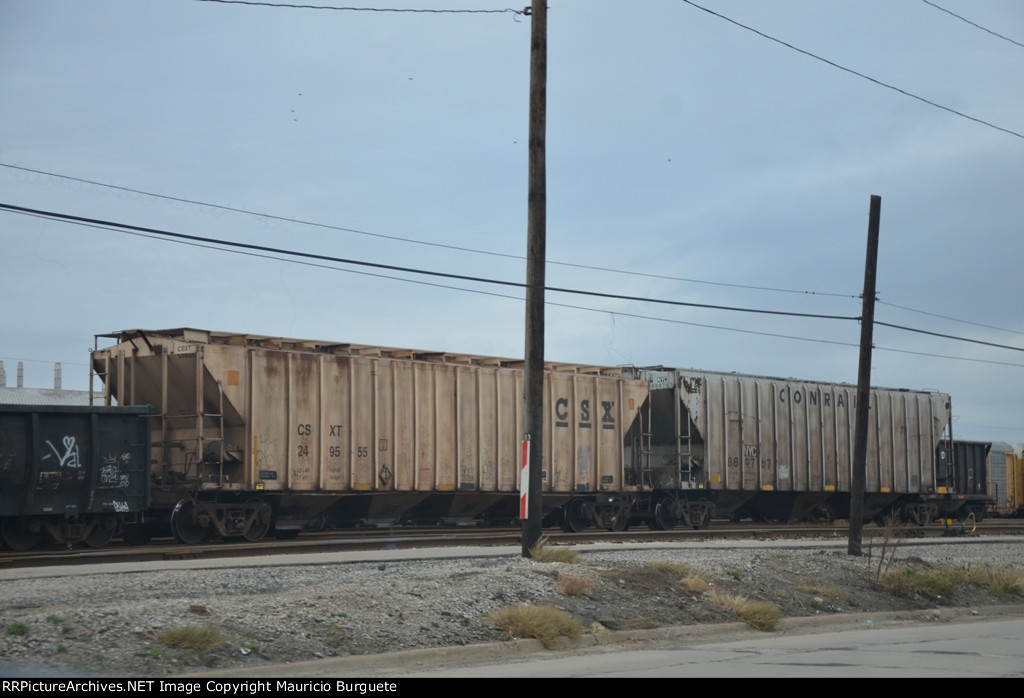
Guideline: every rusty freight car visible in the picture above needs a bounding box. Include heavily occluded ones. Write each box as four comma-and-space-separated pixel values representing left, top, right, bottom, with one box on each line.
90, 329, 649, 543
621, 368, 955, 527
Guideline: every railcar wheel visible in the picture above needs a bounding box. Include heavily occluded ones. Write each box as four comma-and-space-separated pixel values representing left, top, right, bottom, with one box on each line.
84, 516, 116, 548
171, 499, 208, 545
560, 499, 589, 533
243, 498, 272, 542
652, 496, 678, 531
1, 519, 40, 551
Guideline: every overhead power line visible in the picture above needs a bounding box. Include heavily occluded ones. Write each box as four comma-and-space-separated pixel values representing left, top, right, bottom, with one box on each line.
193, 1, 526, 15
5, 201, 1024, 358
680, 0, 1024, 141
6, 211, 867, 353
7, 222, 1022, 370
872, 345, 1024, 369
0, 162, 856, 299
921, 0, 1024, 50
0, 202, 857, 322
878, 300, 1024, 337
875, 320, 1024, 352
9, 162, 1024, 339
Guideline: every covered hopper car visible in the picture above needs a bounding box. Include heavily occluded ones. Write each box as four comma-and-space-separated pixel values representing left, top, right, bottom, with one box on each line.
619, 368, 985, 528
0, 403, 152, 550
90, 328, 649, 543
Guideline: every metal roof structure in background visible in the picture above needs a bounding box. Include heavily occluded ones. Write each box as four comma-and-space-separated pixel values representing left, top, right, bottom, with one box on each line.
0, 360, 92, 406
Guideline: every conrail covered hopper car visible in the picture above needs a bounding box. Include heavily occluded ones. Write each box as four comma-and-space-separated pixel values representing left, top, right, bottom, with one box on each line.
0, 404, 153, 550
90, 328, 650, 543
621, 368, 954, 526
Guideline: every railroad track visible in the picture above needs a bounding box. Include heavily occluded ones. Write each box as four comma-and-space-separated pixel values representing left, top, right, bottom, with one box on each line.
3, 518, 1023, 570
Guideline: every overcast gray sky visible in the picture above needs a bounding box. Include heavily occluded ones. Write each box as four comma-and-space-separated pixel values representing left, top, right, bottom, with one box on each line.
1, 0, 1022, 444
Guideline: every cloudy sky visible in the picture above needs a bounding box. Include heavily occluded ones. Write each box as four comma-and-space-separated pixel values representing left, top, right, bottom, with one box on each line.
1, 0, 1022, 444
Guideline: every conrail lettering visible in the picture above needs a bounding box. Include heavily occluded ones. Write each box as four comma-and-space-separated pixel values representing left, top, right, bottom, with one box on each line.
779, 388, 853, 408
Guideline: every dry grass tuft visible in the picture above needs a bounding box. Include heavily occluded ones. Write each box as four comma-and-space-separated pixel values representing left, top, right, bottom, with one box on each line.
487, 603, 582, 649
556, 573, 595, 596
879, 564, 1024, 600
529, 536, 581, 564
678, 572, 710, 595
639, 560, 708, 594
155, 624, 227, 651
973, 566, 1024, 599
707, 591, 783, 631
795, 579, 848, 600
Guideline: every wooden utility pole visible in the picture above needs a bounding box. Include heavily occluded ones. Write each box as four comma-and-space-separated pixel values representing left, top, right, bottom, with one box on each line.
522, 0, 547, 557
848, 194, 881, 556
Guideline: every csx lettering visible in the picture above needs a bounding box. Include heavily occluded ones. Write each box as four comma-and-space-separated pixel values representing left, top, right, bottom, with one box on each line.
297, 424, 312, 436
553, 397, 616, 429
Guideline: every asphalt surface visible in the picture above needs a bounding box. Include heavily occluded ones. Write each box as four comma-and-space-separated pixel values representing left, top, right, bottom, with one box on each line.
178, 603, 1024, 679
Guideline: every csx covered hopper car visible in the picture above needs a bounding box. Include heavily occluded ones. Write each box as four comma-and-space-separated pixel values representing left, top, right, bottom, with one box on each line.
90, 328, 650, 543
0, 403, 152, 550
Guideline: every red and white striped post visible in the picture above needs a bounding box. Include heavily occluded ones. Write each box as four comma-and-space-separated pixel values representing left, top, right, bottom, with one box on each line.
519, 435, 531, 520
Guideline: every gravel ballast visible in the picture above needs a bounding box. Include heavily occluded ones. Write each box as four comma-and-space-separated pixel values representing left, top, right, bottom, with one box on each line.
1, 536, 1022, 678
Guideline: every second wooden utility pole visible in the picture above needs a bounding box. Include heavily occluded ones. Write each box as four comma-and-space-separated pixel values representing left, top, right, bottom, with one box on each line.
848, 194, 881, 556
522, 0, 547, 557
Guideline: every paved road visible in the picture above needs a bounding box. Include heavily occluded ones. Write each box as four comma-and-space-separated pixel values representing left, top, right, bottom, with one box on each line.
184, 606, 1024, 679
395, 615, 1024, 678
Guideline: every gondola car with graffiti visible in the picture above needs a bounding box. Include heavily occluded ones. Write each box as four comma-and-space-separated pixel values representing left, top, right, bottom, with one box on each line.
0, 403, 152, 550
